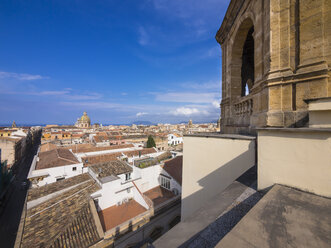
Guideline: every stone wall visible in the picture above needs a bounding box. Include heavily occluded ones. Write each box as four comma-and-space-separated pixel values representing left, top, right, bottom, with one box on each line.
216, 0, 331, 135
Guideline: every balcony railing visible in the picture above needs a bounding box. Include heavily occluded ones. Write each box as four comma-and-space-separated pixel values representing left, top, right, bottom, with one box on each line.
234, 98, 253, 115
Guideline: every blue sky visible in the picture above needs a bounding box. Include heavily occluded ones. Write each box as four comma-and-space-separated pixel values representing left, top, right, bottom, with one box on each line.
0, 0, 230, 125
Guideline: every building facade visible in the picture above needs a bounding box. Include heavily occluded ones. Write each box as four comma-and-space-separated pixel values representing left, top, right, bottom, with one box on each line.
217, 0, 331, 134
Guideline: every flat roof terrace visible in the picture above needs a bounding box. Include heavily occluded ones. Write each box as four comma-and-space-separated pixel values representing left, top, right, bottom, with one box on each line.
216, 184, 331, 248
144, 186, 176, 207
98, 200, 147, 231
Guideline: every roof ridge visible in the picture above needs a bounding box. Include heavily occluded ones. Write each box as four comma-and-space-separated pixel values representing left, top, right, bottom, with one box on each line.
57, 149, 79, 165
27, 180, 95, 218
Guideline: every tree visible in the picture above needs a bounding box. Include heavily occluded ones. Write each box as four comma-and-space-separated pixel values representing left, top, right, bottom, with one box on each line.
147, 135, 156, 148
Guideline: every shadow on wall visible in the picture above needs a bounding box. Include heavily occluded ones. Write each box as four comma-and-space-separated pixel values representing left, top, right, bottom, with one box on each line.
181, 141, 255, 220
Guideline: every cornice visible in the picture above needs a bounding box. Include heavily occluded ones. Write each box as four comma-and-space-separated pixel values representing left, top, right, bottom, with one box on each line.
215, 0, 246, 44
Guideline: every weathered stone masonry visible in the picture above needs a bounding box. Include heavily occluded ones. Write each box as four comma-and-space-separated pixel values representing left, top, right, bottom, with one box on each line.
216, 0, 331, 134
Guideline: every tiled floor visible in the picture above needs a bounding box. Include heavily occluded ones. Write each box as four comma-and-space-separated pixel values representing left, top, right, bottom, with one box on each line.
144, 186, 176, 206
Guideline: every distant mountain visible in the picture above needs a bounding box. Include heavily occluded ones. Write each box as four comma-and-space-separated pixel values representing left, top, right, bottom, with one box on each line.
131, 121, 154, 125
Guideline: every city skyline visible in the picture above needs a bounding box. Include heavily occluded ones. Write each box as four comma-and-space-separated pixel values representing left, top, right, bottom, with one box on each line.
0, 0, 230, 124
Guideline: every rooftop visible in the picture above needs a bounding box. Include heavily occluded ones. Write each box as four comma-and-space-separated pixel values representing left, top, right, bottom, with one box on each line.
67, 143, 134, 153
153, 166, 262, 248
216, 185, 331, 248
82, 152, 122, 166
90, 160, 132, 179
40, 142, 57, 152
98, 199, 147, 231
124, 147, 157, 157
134, 151, 172, 168
161, 156, 183, 185
82, 148, 159, 167
143, 186, 176, 207
35, 148, 79, 170
19, 174, 102, 248
27, 173, 92, 201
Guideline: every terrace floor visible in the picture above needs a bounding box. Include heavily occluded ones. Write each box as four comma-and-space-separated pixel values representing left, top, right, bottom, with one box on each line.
98, 200, 146, 231
144, 186, 176, 207
216, 184, 331, 248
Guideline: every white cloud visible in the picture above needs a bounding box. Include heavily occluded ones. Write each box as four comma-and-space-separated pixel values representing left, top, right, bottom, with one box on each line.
60, 101, 122, 109
0, 71, 49, 80
39, 90, 70, 96
212, 100, 220, 108
170, 107, 209, 116
138, 26, 150, 46
64, 93, 102, 100
136, 112, 148, 117
155, 92, 218, 103
201, 45, 221, 59
181, 81, 220, 90
4, 89, 102, 100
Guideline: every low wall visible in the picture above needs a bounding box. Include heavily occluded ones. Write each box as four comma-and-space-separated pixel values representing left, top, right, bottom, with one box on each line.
182, 134, 256, 221
257, 128, 331, 197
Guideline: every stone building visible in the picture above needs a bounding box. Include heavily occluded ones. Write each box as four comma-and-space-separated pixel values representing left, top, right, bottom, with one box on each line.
217, 0, 331, 134
75, 111, 91, 128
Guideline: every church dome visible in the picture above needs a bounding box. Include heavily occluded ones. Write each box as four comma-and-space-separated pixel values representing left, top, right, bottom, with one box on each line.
80, 112, 91, 124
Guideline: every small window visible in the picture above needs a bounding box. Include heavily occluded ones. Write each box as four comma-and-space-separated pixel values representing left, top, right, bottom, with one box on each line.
72, 167, 77, 171
125, 173, 131, 181
127, 188, 131, 193
160, 176, 170, 190
56, 177, 65, 181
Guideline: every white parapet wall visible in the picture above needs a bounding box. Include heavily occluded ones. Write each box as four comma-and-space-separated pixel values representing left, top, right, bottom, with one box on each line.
181, 134, 256, 221
258, 128, 331, 198
307, 97, 331, 128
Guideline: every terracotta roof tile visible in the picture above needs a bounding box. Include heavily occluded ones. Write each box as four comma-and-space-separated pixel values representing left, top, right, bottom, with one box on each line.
123, 148, 157, 157
28, 173, 91, 201
82, 152, 122, 166
90, 160, 132, 178
67, 144, 134, 153
161, 156, 183, 185
21, 174, 101, 248
35, 149, 79, 170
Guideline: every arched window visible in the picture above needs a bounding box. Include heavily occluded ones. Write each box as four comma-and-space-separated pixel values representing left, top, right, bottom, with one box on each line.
230, 18, 254, 100
241, 26, 254, 96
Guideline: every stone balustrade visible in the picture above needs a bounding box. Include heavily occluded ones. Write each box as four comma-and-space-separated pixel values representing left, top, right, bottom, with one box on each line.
234, 98, 253, 116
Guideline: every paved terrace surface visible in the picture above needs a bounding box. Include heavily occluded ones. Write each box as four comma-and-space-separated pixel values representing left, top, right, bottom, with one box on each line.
216, 184, 331, 248
98, 199, 147, 231
144, 186, 176, 207
153, 166, 263, 248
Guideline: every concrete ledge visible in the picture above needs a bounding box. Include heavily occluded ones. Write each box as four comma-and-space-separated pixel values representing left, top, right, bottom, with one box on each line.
256, 127, 331, 133
184, 133, 256, 140
89, 199, 105, 239
153, 181, 254, 248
